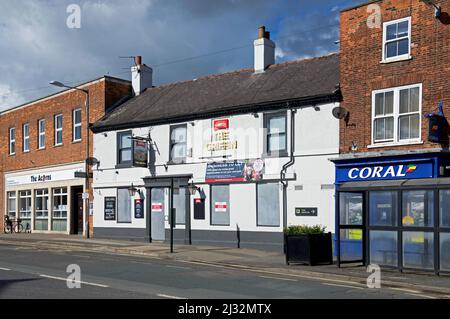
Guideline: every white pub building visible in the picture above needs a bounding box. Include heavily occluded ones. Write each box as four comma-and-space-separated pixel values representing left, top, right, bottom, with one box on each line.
91, 27, 341, 251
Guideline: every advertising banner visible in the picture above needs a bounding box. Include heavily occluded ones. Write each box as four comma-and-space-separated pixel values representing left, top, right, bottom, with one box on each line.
205, 159, 264, 183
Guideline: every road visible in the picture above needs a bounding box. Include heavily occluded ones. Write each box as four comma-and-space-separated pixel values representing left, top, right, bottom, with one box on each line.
0, 243, 436, 299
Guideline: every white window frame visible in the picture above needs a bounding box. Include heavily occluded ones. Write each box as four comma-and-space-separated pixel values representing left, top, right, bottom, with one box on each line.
38, 119, 45, 149
7, 191, 16, 218
382, 17, 411, 63
73, 108, 82, 142
371, 83, 422, 147
54, 114, 63, 146
23, 123, 30, 152
9, 127, 15, 155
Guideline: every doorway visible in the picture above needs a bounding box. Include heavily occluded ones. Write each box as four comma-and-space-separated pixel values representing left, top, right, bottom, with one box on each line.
71, 186, 84, 235
150, 187, 167, 241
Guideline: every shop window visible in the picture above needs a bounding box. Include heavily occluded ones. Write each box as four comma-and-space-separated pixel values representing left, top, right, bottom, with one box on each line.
257, 183, 280, 227
7, 192, 16, 218
9, 127, 15, 155
19, 190, 32, 230
117, 188, 132, 223
264, 112, 287, 156
169, 125, 187, 163
339, 193, 363, 225
23, 123, 30, 152
52, 187, 67, 231
38, 119, 45, 149
403, 231, 434, 270
439, 233, 450, 272
211, 185, 230, 226
73, 108, 82, 142
35, 189, 49, 231
173, 187, 186, 225
117, 131, 132, 166
382, 17, 411, 62
369, 191, 398, 226
54, 114, 63, 146
439, 190, 450, 227
370, 231, 398, 267
372, 84, 421, 145
402, 190, 434, 227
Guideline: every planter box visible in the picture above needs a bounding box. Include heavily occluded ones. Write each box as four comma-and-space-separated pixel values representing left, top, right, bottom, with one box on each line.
285, 232, 333, 266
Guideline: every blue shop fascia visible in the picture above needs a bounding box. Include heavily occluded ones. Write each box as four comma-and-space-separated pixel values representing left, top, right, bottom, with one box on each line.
331, 150, 450, 274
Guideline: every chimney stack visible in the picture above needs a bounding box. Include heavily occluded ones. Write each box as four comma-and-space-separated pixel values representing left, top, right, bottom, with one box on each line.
254, 26, 275, 73
131, 55, 153, 96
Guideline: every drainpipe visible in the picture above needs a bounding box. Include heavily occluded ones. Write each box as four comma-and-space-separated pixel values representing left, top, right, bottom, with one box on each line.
280, 107, 296, 252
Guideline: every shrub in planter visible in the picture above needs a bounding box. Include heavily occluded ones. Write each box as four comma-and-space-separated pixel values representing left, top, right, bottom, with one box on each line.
284, 225, 332, 266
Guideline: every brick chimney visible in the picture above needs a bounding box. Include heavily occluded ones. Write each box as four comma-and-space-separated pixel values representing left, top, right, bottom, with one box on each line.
254, 26, 275, 73
131, 56, 153, 96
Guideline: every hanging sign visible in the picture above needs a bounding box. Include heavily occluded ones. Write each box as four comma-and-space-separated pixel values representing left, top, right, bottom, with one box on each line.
133, 140, 148, 167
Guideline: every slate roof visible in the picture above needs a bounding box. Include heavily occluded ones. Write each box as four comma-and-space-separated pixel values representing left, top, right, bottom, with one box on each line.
92, 53, 340, 132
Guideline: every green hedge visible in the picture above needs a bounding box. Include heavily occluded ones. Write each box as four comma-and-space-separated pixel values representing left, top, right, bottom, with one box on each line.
284, 225, 326, 236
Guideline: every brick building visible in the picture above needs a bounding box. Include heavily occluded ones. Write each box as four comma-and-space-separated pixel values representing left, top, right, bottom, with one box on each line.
333, 0, 450, 273
0, 76, 131, 235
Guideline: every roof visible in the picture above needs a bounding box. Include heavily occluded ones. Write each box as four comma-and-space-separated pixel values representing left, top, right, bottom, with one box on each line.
340, 0, 380, 13
92, 53, 340, 133
0, 75, 130, 115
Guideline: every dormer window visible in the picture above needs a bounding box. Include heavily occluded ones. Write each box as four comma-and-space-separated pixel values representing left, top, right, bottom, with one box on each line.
382, 17, 411, 63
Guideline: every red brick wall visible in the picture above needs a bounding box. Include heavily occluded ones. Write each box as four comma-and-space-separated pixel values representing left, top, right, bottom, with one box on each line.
339, 0, 450, 154
0, 77, 131, 232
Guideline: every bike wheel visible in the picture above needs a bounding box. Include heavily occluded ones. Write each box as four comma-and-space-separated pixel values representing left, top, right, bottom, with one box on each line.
15, 224, 23, 233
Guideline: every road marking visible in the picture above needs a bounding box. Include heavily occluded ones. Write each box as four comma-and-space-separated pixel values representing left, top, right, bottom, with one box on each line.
0, 267, 11, 271
166, 265, 191, 270
259, 275, 297, 282
322, 283, 364, 290
388, 287, 422, 294
405, 293, 437, 299
39, 274, 109, 288
157, 293, 185, 299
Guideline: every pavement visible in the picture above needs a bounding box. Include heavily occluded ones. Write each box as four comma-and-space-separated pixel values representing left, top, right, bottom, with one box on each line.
1, 233, 450, 298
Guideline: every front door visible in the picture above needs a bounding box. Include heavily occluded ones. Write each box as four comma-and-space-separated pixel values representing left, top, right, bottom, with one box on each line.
337, 192, 365, 266
76, 193, 84, 234
151, 188, 167, 241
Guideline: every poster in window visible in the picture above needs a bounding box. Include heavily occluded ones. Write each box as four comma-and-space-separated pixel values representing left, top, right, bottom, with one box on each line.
104, 197, 116, 220
133, 140, 148, 167
135, 198, 144, 219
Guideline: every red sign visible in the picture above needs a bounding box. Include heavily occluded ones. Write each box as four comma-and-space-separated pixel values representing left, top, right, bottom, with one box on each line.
151, 203, 163, 212
213, 119, 229, 131
214, 202, 227, 212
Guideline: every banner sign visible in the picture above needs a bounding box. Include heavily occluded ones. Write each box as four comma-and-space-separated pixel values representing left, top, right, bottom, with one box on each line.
104, 197, 116, 221
205, 159, 264, 183
134, 199, 144, 219
133, 140, 148, 168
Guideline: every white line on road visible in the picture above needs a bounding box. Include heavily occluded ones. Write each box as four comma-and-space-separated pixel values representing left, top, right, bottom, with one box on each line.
388, 287, 422, 294
259, 275, 297, 282
157, 293, 186, 299
166, 265, 191, 270
405, 293, 437, 299
39, 274, 109, 288
322, 283, 364, 290
0, 267, 11, 271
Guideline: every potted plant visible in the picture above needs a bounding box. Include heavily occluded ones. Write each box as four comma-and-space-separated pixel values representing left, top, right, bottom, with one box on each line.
284, 225, 333, 266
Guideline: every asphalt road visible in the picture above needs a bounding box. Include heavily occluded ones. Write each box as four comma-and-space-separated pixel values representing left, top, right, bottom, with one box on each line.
0, 243, 434, 299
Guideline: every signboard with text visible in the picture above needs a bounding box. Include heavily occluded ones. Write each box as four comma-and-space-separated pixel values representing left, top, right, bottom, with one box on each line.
104, 197, 116, 221
205, 159, 264, 183
134, 198, 144, 219
133, 140, 148, 168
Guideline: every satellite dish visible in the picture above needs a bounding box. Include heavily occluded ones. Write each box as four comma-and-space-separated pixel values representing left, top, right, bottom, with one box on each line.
332, 107, 349, 120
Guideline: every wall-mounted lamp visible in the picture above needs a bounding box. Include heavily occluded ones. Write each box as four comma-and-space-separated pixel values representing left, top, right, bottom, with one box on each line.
187, 182, 199, 195
252, 112, 259, 118
128, 183, 141, 197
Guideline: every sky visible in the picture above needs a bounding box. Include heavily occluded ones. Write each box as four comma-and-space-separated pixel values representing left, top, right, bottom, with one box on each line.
0, 0, 362, 111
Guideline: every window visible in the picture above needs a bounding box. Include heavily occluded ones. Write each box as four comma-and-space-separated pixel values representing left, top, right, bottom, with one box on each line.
23, 123, 30, 152
35, 189, 49, 231
369, 191, 398, 226
9, 127, 15, 155
54, 114, 63, 146
52, 187, 67, 231
257, 183, 280, 227
169, 125, 187, 163
73, 108, 82, 142
264, 112, 287, 155
211, 185, 230, 226
440, 190, 450, 227
38, 119, 45, 149
7, 192, 16, 218
402, 190, 434, 227
117, 188, 132, 223
372, 84, 421, 145
117, 131, 132, 165
383, 17, 411, 62
19, 190, 32, 220
173, 187, 186, 225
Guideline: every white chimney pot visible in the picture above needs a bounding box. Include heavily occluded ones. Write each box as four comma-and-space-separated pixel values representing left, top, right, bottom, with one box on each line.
254, 27, 275, 73
131, 56, 153, 96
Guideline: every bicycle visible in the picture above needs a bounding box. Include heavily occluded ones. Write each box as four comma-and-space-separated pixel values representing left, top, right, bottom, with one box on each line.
3, 216, 24, 234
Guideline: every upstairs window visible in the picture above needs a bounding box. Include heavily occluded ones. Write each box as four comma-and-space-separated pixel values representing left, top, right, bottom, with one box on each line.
38, 119, 45, 149
264, 112, 287, 156
383, 17, 411, 62
23, 123, 30, 152
117, 131, 132, 166
54, 114, 63, 146
169, 124, 187, 163
372, 84, 421, 145
73, 108, 82, 142
9, 127, 15, 155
